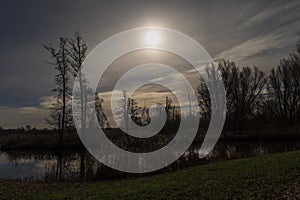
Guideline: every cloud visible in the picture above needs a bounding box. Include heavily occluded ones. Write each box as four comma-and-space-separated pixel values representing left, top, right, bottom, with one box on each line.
0, 95, 59, 128
39, 96, 56, 108
0, 106, 48, 129
213, 0, 300, 69
17, 107, 41, 114
216, 15, 300, 68
2, 1, 300, 128
237, 0, 300, 30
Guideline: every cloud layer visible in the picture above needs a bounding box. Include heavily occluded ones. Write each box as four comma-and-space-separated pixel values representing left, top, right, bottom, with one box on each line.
1, 0, 300, 128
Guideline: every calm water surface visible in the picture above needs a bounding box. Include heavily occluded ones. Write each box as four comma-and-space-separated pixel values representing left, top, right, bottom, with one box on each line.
1, 140, 300, 182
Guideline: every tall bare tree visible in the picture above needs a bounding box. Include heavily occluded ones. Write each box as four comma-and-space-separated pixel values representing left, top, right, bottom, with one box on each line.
264, 41, 300, 125
67, 32, 88, 133
44, 37, 71, 145
198, 61, 266, 135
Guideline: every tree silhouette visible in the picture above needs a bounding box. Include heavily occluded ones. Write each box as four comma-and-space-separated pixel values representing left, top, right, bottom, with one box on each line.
95, 94, 107, 128
198, 61, 265, 135
67, 32, 88, 133
128, 98, 140, 125
264, 41, 300, 126
44, 38, 71, 145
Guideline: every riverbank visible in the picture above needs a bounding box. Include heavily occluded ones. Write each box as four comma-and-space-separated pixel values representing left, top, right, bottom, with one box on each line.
1, 128, 300, 151
1, 150, 300, 199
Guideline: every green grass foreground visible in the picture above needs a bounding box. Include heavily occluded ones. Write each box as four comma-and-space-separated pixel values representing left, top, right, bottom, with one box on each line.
1, 151, 300, 199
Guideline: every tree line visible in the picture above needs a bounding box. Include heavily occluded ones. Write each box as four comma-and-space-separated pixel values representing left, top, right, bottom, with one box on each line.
198, 41, 300, 136
45, 32, 300, 144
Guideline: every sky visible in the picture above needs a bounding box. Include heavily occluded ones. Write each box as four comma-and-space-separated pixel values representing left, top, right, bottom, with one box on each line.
0, 0, 300, 128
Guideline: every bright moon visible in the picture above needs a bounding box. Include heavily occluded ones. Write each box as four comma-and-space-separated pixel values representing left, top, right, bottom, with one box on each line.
146, 31, 160, 45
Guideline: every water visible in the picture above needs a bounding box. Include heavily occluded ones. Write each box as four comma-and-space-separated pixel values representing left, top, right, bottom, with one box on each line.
1, 140, 300, 182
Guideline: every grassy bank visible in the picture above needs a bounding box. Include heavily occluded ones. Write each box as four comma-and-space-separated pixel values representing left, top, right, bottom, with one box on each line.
1, 151, 300, 199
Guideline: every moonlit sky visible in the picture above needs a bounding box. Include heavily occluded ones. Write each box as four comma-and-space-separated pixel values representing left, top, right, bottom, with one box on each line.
0, 0, 300, 128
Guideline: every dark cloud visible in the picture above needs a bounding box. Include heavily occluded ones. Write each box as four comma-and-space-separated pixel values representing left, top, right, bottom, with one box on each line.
0, 0, 299, 127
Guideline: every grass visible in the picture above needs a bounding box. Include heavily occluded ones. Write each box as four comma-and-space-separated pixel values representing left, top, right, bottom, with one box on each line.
1, 151, 300, 199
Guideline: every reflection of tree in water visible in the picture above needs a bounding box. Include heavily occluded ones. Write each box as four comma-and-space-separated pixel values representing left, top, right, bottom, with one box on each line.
3, 140, 300, 182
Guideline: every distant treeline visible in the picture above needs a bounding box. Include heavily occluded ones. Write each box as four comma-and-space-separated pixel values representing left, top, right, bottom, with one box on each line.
1, 35, 299, 142
120, 41, 300, 137
197, 41, 300, 137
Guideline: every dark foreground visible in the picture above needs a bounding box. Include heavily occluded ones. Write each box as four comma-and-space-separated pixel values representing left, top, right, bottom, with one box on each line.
1, 151, 300, 199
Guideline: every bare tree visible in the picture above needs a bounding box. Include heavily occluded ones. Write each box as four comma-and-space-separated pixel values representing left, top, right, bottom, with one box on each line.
44, 37, 71, 145
264, 41, 300, 125
67, 32, 88, 133
128, 98, 141, 125
165, 96, 173, 120
140, 100, 150, 126
95, 94, 107, 128
197, 61, 266, 135
116, 90, 130, 131
233, 66, 266, 133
